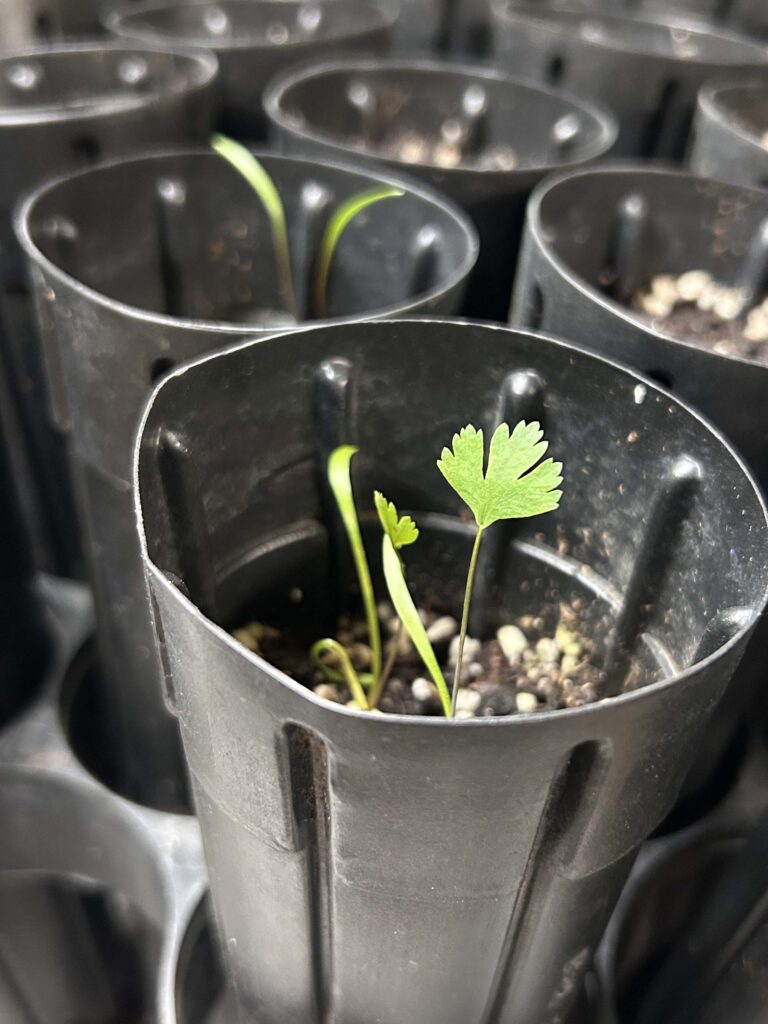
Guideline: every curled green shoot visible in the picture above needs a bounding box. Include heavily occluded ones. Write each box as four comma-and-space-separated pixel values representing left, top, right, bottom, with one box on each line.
211, 133, 298, 319
313, 186, 404, 319
328, 446, 382, 684
311, 638, 369, 710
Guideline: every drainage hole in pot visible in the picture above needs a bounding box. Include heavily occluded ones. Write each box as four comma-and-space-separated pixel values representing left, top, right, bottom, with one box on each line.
71, 135, 101, 166
34, 9, 54, 40
524, 282, 545, 331
61, 642, 193, 814
0, 869, 160, 1023
645, 368, 674, 390
546, 54, 566, 86
176, 898, 229, 1024
150, 356, 176, 383
611, 832, 743, 1024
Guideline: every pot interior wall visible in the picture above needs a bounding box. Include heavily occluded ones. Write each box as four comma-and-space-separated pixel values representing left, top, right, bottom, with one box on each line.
138, 320, 768, 691
0, 48, 205, 119
709, 81, 768, 140
25, 152, 468, 322
274, 65, 610, 169
536, 169, 768, 305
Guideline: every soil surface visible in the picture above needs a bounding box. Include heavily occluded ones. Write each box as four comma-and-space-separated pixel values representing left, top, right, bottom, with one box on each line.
631, 270, 768, 364
232, 600, 606, 718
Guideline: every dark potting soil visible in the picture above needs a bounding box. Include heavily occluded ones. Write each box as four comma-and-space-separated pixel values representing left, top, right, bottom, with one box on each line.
232, 599, 610, 718
629, 271, 768, 365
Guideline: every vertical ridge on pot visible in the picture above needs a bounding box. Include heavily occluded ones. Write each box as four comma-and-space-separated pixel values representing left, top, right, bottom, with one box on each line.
482, 738, 613, 1024
603, 454, 703, 693
472, 366, 547, 636
284, 723, 333, 1022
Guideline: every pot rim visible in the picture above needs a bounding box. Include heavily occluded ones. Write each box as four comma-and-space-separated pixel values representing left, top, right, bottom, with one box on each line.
526, 159, 768, 374
103, 0, 397, 53
134, 317, 768, 731
0, 41, 218, 128
697, 76, 768, 153
14, 146, 479, 333
263, 55, 618, 179
489, 0, 768, 68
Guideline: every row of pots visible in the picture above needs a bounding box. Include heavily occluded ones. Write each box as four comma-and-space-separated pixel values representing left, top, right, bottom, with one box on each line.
2, 10, 768, 1024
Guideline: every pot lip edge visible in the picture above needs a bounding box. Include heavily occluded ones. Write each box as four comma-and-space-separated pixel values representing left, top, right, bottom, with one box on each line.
488, 0, 768, 67
697, 75, 768, 152
0, 41, 218, 128
14, 146, 480, 332
102, 0, 397, 53
131, 315, 768, 729
526, 159, 768, 375
262, 54, 619, 177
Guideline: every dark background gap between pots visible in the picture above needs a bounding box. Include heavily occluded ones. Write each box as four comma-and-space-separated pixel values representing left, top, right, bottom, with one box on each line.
511, 162, 768, 826
136, 318, 767, 1024
104, 0, 396, 140
16, 148, 476, 813
488, 2, 768, 159
265, 58, 617, 322
0, 41, 217, 578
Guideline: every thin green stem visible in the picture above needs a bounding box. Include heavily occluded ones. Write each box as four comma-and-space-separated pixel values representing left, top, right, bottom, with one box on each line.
311, 639, 369, 710
369, 619, 404, 710
451, 525, 484, 717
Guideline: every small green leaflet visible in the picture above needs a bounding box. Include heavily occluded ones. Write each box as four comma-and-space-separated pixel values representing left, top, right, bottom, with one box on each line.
381, 533, 452, 717
374, 490, 419, 550
437, 422, 563, 528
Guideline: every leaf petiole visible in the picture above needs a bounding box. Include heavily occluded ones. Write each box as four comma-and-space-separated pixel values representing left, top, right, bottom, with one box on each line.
451, 525, 484, 717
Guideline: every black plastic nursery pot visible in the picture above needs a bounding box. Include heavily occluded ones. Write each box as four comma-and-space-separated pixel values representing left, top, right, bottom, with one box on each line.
690, 78, 768, 188
602, 814, 768, 1024
104, 0, 396, 140
16, 149, 476, 812
511, 164, 768, 822
265, 58, 617, 322
135, 317, 768, 1024
0, 42, 218, 578
488, 3, 768, 159
4, 0, 104, 45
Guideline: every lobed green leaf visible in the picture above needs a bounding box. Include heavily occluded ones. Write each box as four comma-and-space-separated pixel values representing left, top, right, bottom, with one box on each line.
437, 421, 563, 528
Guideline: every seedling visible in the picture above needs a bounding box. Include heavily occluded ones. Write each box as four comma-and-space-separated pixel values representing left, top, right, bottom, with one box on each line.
438, 423, 563, 714
212, 133, 403, 320
318, 421, 562, 719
